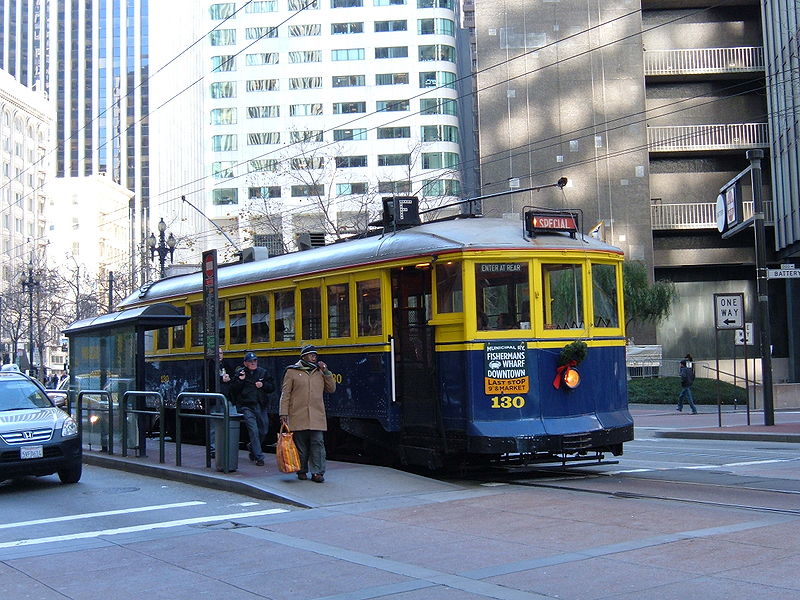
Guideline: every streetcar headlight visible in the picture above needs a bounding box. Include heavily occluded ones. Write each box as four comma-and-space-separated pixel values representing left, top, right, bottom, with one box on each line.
563, 367, 581, 389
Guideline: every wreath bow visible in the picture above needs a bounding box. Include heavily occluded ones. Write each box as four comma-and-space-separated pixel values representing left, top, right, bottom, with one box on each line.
552, 360, 577, 389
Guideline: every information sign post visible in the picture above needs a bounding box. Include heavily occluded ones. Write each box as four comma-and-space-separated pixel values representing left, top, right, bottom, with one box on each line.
713, 293, 744, 426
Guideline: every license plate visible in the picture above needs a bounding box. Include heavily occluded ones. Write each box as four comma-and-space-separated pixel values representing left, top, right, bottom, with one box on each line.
20, 445, 43, 459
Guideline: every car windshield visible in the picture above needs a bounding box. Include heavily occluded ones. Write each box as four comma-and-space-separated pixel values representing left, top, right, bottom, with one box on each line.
0, 379, 53, 411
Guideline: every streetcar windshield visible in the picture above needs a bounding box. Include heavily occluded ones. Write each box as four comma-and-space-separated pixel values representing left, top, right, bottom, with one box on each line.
542, 263, 584, 329
475, 262, 530, 330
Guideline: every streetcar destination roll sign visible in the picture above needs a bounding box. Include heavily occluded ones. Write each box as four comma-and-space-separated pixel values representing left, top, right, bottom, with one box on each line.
484, 341, 530, 394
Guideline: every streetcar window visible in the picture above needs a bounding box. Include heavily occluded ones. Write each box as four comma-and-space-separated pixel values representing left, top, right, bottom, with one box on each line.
157, 327, 169, 350
435, 261, 462, 313
190, 303, 203, 346
275, 290, 296, 341
592, 263, 619, 328
172, 320, 186, 349
542, 263, 584, 329
229, 298, 247, 344
327, 283, 351, 338
218, 300, 226, 345
357, 279, 382, 336
301, 287, 322, 340
252, 294, 270, 342
475, 263, 529, 330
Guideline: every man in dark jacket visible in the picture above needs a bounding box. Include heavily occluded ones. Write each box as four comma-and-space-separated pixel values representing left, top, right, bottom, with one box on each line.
677, 359, 698, 414
230, 351, 274, 466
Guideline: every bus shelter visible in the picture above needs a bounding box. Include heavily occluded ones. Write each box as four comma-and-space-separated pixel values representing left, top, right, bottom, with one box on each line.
62, 303, 190, 455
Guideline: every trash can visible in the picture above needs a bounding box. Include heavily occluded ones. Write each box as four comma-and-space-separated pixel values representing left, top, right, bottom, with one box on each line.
214, 407, 241, 472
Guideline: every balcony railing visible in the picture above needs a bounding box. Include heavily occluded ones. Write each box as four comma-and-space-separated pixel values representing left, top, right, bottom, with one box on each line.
644, 47, 764, 76
651, 200, 774, 230
647, 123, 769, 152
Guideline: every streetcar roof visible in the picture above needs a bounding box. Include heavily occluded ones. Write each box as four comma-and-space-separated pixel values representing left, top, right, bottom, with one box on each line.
118, 216, 622, 308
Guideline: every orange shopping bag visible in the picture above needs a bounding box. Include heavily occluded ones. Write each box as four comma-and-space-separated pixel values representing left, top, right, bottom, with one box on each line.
276, 422, 301, 473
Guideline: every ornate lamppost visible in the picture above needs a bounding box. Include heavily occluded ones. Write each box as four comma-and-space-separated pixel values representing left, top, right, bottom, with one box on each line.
21, 263, 40, 376
148, 218, 176, 279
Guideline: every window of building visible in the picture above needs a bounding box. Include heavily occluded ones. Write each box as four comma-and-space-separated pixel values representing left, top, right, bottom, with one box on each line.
333, 101, 366, 114
210, 81, 236, 98
209, 3, 235, 19
246, 52, 278, 65
333, 128, 367, 141
301, 287, 323, 340
332, 22, 363, 34
375, 46, 408, 59
246, 26, 278, 39
249, 186, 282, 199
421, 178, 460, 196
251, 294, 270, 342
211, 55, 236, 72
228, 297, 247, 345
247, 105, 280, 118
332, 74, 365, 87
417, 0, 453, 8
356, 279, 382, 336
213, 161, 236, 179
290, 130, 324, 142
247, 79, 279, 91
291, 157, 325, 169
542, 263, 583, 329
377, 154, 410, 166
290, 77, 322, 89
421, 151, 459, 169
419, 44, 455, 62
421, 124, 458, 142
335, 155, 368, 168
289, 24, 321, 36
420, 97, 457, 115
210, 108, 237, 125
289, 0, 319, 9
331, 48, 365, 61
377, 180, 411, 193
436, 261, 462, 313
213, 188, 239, 205
336, 182, 368, 195
290, 103, 323, 116
419, 71, 456, 88
374, 0, 405, 5
247, 1, 278, 12
376, 72, 409, 85
327, 283, 351, 338
418, 18, 454, 35
377, 126, 410, 139
248, 132, 281, 145
289, 50, 322, 63
476, 262, 530, 331
209, 29, 236, 46
332, 0, 362, 6
376, 99, 409, 111
374, 20, 407, 32
275, 290, 296, 341
250, 158, 279, 171
291, 184, 325, 197
591, 263, 619, 327
211, 134, 237, 151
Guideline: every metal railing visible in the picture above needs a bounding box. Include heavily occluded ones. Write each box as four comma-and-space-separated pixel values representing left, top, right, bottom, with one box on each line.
121, 391, 165, 462
651, 199, 774, 230
175, 392, 241, 473
647, 123, 769, 152
644, 46, 764, 76
75, 390, 113, 453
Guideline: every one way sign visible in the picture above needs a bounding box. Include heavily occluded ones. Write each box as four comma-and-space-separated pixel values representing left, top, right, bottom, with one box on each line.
714, 293, 744, 330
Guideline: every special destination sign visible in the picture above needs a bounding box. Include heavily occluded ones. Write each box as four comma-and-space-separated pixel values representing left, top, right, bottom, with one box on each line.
484, 341, 529, 394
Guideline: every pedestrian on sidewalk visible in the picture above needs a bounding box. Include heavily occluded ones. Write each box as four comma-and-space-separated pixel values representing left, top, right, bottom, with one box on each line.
279, 345, 336, 483
677, 359, 698, 414
230, 351, 274, 467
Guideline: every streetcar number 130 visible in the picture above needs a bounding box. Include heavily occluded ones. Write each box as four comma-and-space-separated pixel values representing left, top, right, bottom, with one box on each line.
490, 396, 525, 409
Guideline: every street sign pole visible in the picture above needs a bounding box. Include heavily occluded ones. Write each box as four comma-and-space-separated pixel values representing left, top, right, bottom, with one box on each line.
747, 150, 775, 426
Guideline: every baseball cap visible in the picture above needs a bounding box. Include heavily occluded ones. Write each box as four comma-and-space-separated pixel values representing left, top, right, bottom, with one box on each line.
244, 351, 258, 362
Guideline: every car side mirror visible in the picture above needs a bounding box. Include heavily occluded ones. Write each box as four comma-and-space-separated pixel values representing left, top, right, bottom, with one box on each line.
47, 391, 68, 409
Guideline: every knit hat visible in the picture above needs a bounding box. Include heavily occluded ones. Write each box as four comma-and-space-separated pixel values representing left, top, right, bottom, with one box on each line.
299, 344, 317, 357
244, 351, 258, 362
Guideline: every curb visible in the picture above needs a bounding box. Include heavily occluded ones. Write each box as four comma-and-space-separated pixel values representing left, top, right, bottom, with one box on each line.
654, 430, 800, 443
83, 453, 313, 508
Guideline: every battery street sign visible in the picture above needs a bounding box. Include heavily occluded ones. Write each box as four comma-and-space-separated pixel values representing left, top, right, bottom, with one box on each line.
767, 267, 800, 279
714, 293, 744, 329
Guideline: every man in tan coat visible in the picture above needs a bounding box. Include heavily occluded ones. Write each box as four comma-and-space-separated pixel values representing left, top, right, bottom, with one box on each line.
279, 345, 336, 482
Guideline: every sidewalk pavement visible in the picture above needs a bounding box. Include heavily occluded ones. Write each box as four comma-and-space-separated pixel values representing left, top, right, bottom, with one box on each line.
83, 405, 800, 509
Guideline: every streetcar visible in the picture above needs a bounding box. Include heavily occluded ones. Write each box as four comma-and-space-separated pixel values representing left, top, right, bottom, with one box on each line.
116, 194, 633, 468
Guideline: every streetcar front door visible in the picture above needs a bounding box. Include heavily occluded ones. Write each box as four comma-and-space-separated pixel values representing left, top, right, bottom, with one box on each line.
390, 267, 437, 432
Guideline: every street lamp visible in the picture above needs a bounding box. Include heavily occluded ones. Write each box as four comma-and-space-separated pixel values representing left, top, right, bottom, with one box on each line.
21, 263, 40, 377
147, 218, 177, 279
